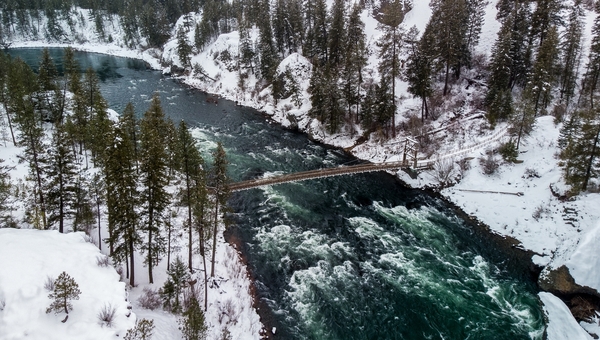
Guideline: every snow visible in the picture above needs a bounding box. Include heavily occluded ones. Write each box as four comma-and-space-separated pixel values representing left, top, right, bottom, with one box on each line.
3, 0, 600, 338
0, 229, 135, 340
565, 220, 600, 293
539, 292, 594, 340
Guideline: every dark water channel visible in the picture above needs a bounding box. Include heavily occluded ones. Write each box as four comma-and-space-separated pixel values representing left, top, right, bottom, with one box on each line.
9, 48, 545, 339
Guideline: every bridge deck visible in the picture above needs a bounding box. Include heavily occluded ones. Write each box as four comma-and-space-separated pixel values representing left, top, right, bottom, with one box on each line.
230, 161, 409, 192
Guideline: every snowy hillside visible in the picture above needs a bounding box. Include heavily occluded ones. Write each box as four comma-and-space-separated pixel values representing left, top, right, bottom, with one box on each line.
3, 0, 600, 338
0, 229, 135, 340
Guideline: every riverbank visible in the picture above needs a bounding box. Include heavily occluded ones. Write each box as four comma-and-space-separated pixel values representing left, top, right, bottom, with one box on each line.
5, 1, 600, 333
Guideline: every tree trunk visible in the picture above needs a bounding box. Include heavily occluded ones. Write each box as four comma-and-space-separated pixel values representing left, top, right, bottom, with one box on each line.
129, 234, 135, 286
443, 60, 450, 96
186, 172, 193, 272
2, 102, 16, 146
148, 206, 154, 284
211, 198, 219, 278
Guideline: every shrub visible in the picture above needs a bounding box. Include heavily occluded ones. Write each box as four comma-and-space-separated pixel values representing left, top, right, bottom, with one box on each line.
138, 287, 161, 310
498, 140, 518, 163
431, 158, 457, 187
532, 204, 551, 221
524, 167, 540, 179
96, 255, 111, 267
97, 303, 116, 327
479, 151, 499, 175
44, 275, 55, 291
124, 318, 155, 340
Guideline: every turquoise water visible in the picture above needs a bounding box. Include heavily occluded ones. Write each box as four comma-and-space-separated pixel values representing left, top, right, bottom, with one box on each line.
9, 48, 546, 339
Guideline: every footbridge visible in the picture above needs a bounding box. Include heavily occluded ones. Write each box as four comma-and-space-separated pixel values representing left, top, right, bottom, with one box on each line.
230, 161, 412, 192
229, 127, 509, 192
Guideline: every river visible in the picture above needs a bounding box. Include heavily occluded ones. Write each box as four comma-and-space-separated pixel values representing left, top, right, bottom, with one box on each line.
8, 48, 545, 339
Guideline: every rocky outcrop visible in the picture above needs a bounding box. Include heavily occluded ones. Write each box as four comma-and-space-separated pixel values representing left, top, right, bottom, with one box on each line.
539, 265, 600, 297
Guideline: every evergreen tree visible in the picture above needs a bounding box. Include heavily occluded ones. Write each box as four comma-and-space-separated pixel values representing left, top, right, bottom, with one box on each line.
238, 21, 256, 75
405, 26, 433, 122
45, 124, 78, 233
106, 123, 140, 287
0, 51, 16, 146
510, 96, 536, 150
209, 142, 229, 278
376, 0, 406, 137
581, 1, 600, 108
121, 102, 140, 168
256, 0, 278, 83
341, 3, 367, 124
523, 25, 559, 116
327, 0, 346, 68
465, 0, 487, 54
177, 26, 193, 68
139, 93, 171, 284
561, 107, 600, 193
159, 257, 190, 313
46, 271, 81, 320
485, 9, 516, 124
273, 0, 303, 56
179, 295, 208, 340
530, 0, 562, 46
304, 0, 329, 65
424, 0, 469, 95
176, 121, 205, 271
124, 319, 155, 340
8, 59, 48, 229
559, 0, 584, 111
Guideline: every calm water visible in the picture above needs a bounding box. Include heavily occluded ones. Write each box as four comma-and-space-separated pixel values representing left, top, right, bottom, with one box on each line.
9, 48, 545, 339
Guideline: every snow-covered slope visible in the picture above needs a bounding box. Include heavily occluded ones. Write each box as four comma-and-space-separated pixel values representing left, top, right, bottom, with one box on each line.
0, 229, 135, 340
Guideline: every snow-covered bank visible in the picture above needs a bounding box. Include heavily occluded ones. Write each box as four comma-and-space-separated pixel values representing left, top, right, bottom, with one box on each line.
4, 0, 600, 337
0, 229, 135, 339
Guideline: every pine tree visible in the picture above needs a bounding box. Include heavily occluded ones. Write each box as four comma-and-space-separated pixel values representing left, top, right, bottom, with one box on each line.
209, 142, 229, 278
424, 0, 469, 95
106, 122, 140, 287
510, 96, 537, 150
176, 121, 205, 271
256, 0, 279, 83
82, 68, 111, 167
45, 124, 78, 233
581, 1, 600, 108
327, 0, 346, 68
139, 93, 171, 284
124, 319, 155, 340
121, 102, 140, 169
0, 51, 16, 146
376, 0, 406, 138
8, 59, 48, 229
523, 25, 559, 116
485, 9, 516, 124
465, 0, 487, 54
559, 0, 584, 111
177, 26, 193, 68
273, 0, 303, 56
179, 295, 208, 340
561, 107, 600, 193
304, 0, 329, 65
159, 257, 190, 313
405, 26, 433, 122
46, 271, 81, 320
530, 0, 562, 46
341, 3, 367, 124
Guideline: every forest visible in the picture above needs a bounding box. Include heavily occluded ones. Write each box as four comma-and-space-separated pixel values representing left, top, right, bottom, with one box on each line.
1, 0, 597, 194
1, 0, 600, 336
